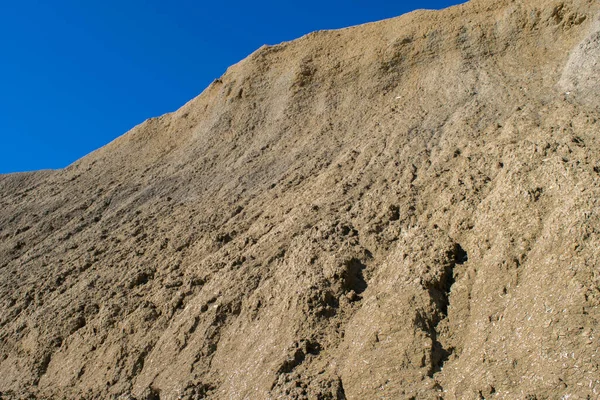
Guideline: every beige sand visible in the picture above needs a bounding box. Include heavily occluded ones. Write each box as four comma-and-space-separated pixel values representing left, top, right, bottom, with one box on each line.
1, 0, 600, 398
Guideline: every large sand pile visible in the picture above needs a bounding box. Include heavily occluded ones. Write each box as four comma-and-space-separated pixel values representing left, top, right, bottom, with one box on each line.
1, 0, 600, 398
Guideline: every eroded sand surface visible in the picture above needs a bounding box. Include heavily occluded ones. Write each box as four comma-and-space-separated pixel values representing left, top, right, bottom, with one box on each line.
1, 0, 600, 398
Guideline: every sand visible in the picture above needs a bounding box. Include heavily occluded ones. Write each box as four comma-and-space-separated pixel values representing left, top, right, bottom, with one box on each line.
1, 0, 600, 398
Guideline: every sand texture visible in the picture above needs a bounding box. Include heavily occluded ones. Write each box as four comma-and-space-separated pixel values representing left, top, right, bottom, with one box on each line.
1, 0, 600, 398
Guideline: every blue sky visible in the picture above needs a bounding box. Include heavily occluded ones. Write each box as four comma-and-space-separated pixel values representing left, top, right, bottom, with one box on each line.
0, 0, 463, 173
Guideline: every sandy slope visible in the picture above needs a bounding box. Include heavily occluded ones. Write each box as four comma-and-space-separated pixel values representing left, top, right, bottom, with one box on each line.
1, 0, 600, 398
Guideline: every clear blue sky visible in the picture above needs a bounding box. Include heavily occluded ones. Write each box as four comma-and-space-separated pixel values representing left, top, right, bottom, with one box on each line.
0, 0, 463, 173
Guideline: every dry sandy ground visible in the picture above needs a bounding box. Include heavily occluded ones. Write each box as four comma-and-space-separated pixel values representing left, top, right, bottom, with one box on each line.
1, 0, 600, 398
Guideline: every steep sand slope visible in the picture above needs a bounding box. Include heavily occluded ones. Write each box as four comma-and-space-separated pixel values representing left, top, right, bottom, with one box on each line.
1, 0, 600, 398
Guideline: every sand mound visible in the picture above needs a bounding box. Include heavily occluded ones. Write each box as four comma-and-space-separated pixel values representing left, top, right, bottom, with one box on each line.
1, 0, 600, 398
